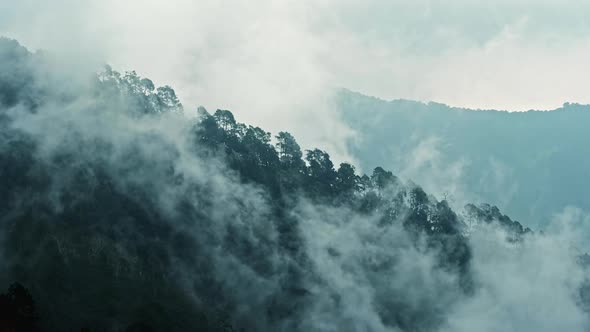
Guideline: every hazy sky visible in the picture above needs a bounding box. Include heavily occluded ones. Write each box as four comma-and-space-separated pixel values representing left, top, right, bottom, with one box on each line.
2, 0, 590, 157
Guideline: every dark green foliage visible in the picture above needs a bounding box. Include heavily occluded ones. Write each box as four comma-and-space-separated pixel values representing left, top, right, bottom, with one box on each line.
276, 132, 304, 170
98, 67, 183, 115
304, 149, 337, 198
335, 163, 359, 200
275, 132, 306, 194
465, 203, 531, 237
0, 39, 539, 332
371, 167, 398, 190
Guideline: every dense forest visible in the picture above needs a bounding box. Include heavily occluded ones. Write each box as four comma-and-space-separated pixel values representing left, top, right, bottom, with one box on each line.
0, 38, 588, 331
337, 89, 590, 229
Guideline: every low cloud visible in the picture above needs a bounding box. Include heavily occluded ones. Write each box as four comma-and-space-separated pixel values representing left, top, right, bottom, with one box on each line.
3, 1, 590, 160
3, 5, 590, 329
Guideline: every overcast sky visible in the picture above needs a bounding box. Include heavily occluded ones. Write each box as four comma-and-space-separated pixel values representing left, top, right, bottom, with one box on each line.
2, 0, 590, 158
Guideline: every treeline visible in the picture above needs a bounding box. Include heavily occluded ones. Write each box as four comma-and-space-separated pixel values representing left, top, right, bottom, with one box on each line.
336, 89, 590, 228
0, 38, 531, 332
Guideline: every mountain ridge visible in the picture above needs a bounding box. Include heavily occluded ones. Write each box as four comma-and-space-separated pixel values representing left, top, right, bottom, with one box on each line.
338, 88, 590, 114
337, 88, 590, 228
1, 38, 589, 332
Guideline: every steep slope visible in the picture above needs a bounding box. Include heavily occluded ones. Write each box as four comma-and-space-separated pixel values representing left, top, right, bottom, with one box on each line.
0, 38, 587, 332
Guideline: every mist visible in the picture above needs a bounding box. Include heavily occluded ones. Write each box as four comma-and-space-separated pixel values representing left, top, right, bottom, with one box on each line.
3, 0, 590, 161
2, 2, 590, 331
1, 38, 589, 331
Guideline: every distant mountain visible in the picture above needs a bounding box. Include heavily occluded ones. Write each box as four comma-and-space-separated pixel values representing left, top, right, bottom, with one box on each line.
337, 89, 590, 228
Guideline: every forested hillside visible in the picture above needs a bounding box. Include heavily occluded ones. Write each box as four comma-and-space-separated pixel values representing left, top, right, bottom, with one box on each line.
337, 89, 590, 228
0, 38, 587, 332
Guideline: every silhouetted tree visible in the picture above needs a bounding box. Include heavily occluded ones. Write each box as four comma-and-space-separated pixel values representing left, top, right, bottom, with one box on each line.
371, 167, 397, 189
305, 149, 337, 197
156, 86, 182, 113
336, 163, 359, 195
275, 132, 305, 170
214, 109, 237, 132
0, 283, 40, 332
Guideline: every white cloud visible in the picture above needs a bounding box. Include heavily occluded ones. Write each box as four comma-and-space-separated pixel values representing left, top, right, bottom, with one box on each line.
2, 0, 590, 157
444, 224, 589, 332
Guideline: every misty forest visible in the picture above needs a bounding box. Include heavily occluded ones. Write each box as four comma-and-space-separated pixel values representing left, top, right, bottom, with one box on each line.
2, 36, 590, 332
